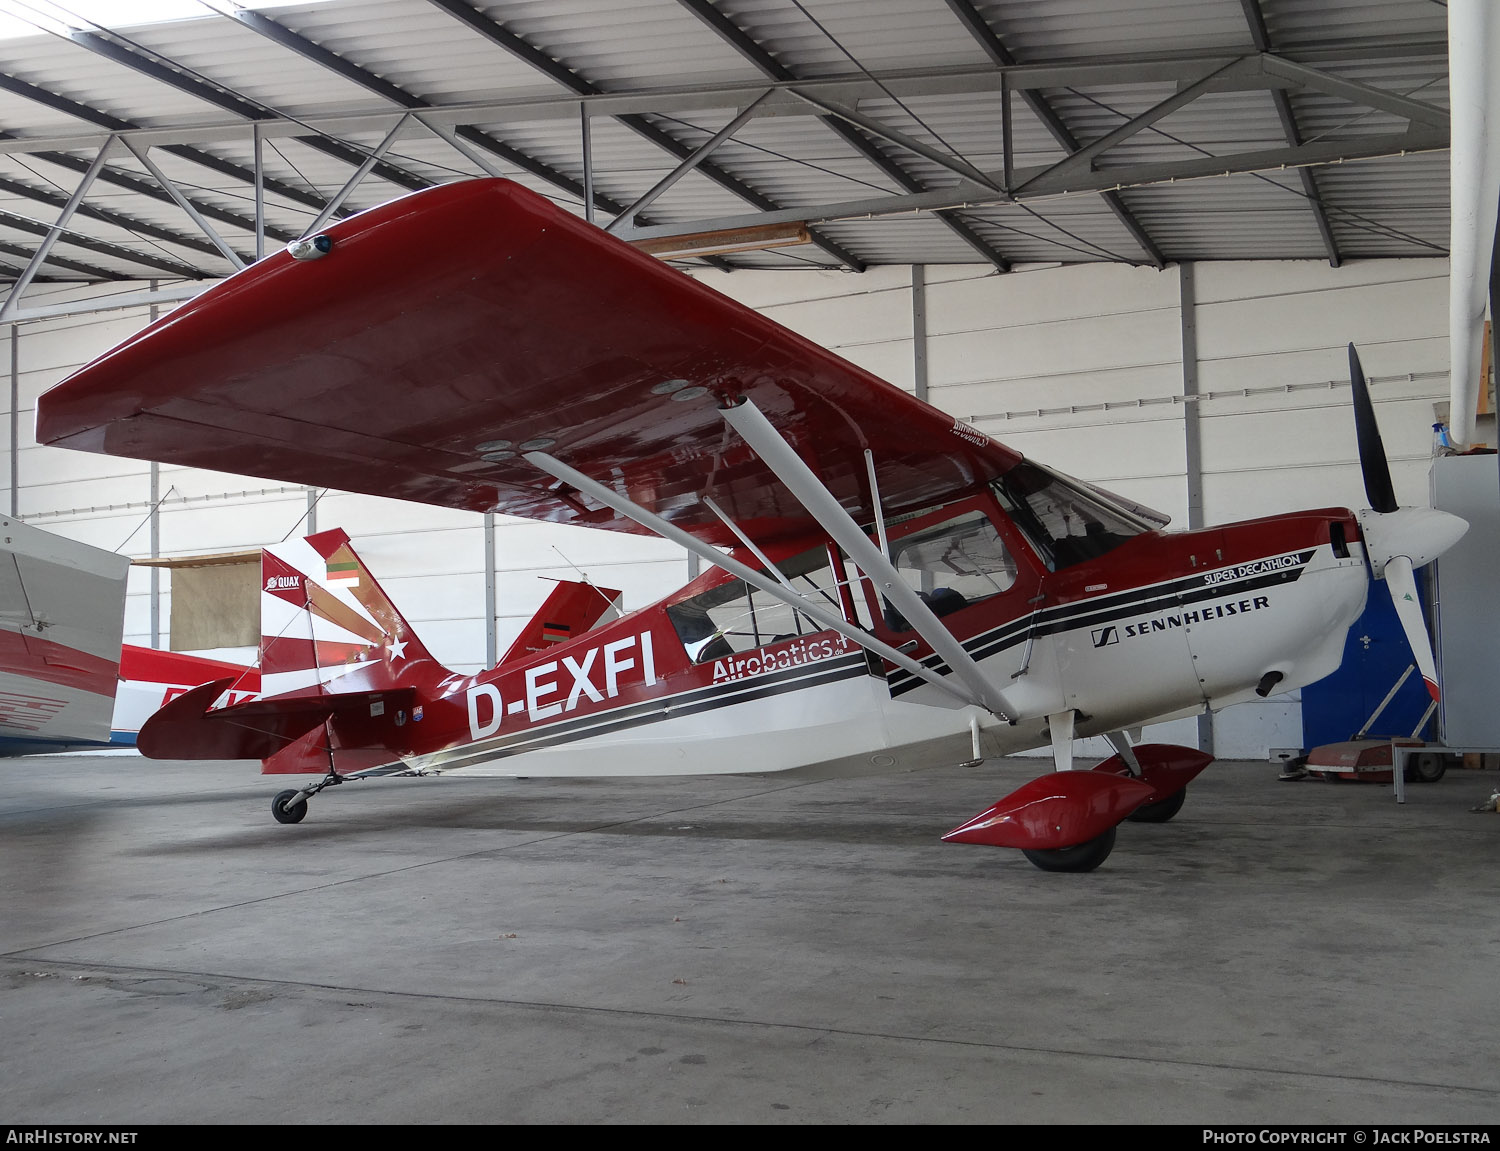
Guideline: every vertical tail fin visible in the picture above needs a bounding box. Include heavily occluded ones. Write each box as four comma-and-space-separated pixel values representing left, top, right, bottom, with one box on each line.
498, 579, 621, 666
260, 529, 436, 697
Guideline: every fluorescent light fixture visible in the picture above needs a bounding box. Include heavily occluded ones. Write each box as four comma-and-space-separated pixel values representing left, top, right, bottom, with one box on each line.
630, 223, 811, 260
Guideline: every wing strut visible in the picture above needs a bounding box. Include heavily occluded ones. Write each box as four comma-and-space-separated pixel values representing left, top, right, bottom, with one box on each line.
719, 399, 1013, 719
523, 451, 986, 712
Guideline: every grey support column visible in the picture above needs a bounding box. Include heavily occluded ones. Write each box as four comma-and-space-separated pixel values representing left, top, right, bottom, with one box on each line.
149, 463, 160, 647
1180, 261, 1213, 755
912, 265, 929, 403
149, 286, 161, 647
484, 511, 497, 667
8, 327, 16, 517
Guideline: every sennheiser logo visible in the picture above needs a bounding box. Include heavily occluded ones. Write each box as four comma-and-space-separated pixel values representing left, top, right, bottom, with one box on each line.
1091, 626, 1119, 647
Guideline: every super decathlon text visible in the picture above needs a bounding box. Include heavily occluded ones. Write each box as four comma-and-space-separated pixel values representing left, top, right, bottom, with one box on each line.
1203, 554, 1306, 585
712, 634, 852, 683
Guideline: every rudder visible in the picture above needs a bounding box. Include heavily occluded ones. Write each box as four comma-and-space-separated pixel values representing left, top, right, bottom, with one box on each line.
260, 528, 436, 697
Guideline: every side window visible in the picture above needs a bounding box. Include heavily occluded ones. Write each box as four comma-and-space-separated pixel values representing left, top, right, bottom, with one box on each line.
884, 511, 1017, 631
666, 545, 844, 665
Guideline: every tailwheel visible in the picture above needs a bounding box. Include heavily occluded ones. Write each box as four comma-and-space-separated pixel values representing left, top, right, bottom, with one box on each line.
1021, 825, 1116, 873
272, 789, 309, 825
1126, 786, 1187, 824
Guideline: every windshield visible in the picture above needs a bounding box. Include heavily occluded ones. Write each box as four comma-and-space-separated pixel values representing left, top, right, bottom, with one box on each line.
992, 461, 1148, 570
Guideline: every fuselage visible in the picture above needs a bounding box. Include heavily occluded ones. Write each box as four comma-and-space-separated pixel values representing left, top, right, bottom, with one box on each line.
310, 494, 1370, 781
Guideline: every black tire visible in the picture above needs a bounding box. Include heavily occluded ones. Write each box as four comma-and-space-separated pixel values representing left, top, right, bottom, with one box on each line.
1126, 786, 1187, 823
272, 789, 308, 824
1022, 825, 1117, 873
1404, 753, 1447, 784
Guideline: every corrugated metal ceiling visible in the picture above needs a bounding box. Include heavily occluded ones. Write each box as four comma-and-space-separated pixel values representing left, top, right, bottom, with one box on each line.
0, 0, 1452, 295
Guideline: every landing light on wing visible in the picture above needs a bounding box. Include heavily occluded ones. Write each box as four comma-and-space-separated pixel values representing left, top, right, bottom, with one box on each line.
287, 234, 333, 261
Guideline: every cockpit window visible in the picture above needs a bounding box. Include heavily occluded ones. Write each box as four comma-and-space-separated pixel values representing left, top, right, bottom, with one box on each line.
880, 510, 1017, 632
992, 461, 1147, 570
666, 544, 844, 665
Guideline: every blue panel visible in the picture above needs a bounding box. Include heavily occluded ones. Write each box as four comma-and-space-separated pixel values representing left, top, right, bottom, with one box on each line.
1302, 573, 1434, 749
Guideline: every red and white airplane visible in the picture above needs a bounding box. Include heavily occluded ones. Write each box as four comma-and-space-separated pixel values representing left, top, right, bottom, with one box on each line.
110, 646, 260, 746
0, 513, 130, 754
0, 513, 258, 752
34, 179, 1466, 870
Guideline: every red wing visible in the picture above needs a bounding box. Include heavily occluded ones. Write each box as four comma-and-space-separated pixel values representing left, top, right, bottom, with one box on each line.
37, 178, 1024, 545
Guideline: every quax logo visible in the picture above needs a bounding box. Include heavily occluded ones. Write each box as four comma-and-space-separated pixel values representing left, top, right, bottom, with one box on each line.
265, 574, 302, 591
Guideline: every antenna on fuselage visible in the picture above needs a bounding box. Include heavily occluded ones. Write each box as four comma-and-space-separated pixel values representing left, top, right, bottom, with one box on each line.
550, 545, 623, 615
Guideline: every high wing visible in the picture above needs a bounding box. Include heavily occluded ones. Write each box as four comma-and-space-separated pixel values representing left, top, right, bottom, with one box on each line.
35, 178, 1146, 545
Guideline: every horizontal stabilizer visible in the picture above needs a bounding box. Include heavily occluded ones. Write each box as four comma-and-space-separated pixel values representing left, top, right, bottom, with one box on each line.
137, 676, 415, 761
260, 723, 401, 776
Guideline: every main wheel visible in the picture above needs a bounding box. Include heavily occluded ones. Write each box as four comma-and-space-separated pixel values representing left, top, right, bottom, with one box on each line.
1404, 753, 1447, 783
1022, 825, 1116, 872
272, 789, 308, 824
1126, 786, 1187, 823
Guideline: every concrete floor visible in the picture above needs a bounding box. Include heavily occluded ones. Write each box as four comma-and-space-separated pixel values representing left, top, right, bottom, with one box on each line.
1, 752, 1497, 1125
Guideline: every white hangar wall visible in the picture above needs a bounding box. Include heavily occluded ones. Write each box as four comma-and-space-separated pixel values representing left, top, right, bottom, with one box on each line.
3, 256, 1449, 760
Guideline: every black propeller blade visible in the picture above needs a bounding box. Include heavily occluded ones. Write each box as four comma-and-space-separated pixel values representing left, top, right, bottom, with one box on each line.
1349, 343, 1398, 514
1491, 187, 1499, 390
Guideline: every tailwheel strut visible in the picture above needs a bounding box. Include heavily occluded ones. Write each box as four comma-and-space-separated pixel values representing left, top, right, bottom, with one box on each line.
271, 733, 348, 825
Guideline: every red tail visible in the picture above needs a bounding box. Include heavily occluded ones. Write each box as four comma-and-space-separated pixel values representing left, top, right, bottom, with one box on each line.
260, 528, 438, 696
499, 579, 620, 666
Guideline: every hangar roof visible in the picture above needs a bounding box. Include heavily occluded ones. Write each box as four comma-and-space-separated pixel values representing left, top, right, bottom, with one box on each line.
0, 0, 1450, 300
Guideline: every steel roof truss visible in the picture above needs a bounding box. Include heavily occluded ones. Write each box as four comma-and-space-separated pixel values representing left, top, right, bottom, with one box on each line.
0, 50, 1447, 158
123, 139, 246, 271
606, 92, 773, 233
672, 0, 1010, 268
615, 126, 1446, 242
426, 0, 863, 269
303, 115, 413, 236
412, 116, 506, 179
788, 90, 1003, 194
1261, 55, 1450, 130
942, 0, 1165, 266
0, 138, 118, 322
1240, 0, 1340, 266
1017, 58, 1256, 195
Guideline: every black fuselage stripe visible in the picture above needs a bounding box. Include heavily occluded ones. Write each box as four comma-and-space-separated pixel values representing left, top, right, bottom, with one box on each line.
434, 651, 870, 755
424, 661, 869, 769
886, 559, 1315, 696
